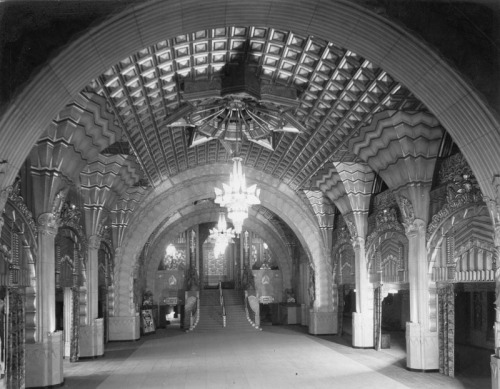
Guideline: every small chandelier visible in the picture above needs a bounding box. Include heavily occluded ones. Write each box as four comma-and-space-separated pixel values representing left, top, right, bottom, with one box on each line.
214, 157, 260, 234
209, 212, 235, 257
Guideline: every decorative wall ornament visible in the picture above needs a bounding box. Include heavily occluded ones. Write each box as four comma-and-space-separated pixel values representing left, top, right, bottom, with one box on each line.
343, 213, 357, 239
395, 195, 415, 232
8, 179, 37, 239
308, 263, 316, 306
437, 284, 455, 377
428, 188, 484, 241
375, 207, 397, 227
372, 190, 398, 211
366, 208, 404, 249
37, 212, 59, 235
438, 153, 472, 186
52, 189, 68, 221
60, 201, 82, 226
0, 186, 12, 219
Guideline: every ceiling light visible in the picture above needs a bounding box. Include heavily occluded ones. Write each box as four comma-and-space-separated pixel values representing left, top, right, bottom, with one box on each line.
209, 212, 235, 257
214, 157, 260, 234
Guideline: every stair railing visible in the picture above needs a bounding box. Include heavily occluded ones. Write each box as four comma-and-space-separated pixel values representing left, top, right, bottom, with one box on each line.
244, 290, 261, 330
219, 281, 226, 327
184, 294, 199, 332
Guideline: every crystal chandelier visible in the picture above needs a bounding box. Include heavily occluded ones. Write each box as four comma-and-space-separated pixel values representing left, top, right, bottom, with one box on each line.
214, 157, 260, 234
209, 212, 235, 257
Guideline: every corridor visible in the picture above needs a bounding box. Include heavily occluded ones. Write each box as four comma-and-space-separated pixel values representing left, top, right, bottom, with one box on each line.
62, 326, 485, 389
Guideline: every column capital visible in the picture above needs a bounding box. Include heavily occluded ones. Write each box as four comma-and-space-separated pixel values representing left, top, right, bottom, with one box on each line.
88, 234, 101, 250
37, 212, 59, 236
404, 218, 426, 236
350, 236, 365, 249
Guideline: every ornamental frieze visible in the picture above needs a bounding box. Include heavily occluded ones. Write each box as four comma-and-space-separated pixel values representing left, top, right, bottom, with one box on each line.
395, 195, 415, 231
427, 185, 483, 241
8, 178, 37, 239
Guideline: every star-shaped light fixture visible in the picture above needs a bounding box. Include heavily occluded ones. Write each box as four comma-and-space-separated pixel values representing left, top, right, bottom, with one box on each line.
166, 64, 304, 152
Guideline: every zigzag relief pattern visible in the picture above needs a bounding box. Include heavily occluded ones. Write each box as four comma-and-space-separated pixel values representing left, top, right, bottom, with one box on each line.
349, 111, 442, 187
54, 94, 121, 156
349, 110, 440, 155
333, 162, 374, 213
304, 191, 335, 230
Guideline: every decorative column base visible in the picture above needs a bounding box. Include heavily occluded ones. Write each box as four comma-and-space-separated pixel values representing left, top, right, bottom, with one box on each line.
25, 332, 63, 388
109, 315, 140, 341
308, 309, 337, 335
406, 322, 439, 370
491, 355, 500, 389
352, 312, 374, 348
79, 318, 104, 358
301, 304, 309, 326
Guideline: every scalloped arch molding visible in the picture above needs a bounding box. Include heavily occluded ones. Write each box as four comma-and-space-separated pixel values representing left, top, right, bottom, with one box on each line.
0, 0, 499, 314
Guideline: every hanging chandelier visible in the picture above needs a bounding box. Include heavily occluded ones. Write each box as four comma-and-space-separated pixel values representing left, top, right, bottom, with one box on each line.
209, 212, 235, 257
214, 157, 260, 234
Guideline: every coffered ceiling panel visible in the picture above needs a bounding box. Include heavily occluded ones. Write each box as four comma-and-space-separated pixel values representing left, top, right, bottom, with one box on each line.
86, 26, 427, 191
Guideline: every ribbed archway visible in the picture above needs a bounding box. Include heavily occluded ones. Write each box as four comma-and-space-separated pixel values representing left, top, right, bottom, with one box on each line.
113, 165, 327, 316
144, 206, 293, 292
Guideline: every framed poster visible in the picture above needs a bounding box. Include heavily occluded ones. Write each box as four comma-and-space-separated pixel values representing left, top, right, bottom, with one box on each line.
141, 309, 156, 334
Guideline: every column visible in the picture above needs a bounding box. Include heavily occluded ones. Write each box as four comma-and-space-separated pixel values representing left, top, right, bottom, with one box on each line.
488, 185, 500, 388
25, 213, 63, 387
351, 236, 374, 347
405, 218, 438, 370
63, 287, 72, 357
79, 234, 104, 357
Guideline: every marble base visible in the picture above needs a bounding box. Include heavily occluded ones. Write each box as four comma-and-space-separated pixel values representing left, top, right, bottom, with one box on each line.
352, 312, 374, 348
25, 331, 64, 388
308, 309, 336, 335
79, 318, 104, 358
406, 322, 439, 370
109, 315, 140, 341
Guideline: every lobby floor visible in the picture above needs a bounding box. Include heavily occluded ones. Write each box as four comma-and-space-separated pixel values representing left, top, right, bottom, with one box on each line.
62, 325, 489, 389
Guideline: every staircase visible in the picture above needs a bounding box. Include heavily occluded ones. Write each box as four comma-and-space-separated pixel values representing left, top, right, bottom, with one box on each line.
193, 289, 259, 332
195, 289, 224, 332
222, 290, 256, 331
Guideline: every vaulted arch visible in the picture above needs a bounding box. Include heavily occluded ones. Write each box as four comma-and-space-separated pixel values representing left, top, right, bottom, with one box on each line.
113, 165, 328, 316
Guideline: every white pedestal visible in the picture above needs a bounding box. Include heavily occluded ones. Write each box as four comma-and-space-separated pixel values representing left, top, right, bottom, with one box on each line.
79, 318, 104, 358
25, 331, 63, 388
406, 322, 439, 370
352, 312, 374, 348
109, 315, 140, 341
308, 309, 336, 335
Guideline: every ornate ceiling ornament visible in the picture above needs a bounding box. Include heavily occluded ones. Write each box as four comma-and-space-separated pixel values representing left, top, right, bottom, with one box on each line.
169, 64, 303, 153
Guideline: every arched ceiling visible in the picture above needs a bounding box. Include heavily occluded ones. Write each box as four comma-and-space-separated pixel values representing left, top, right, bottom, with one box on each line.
86, 26, 428, 192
